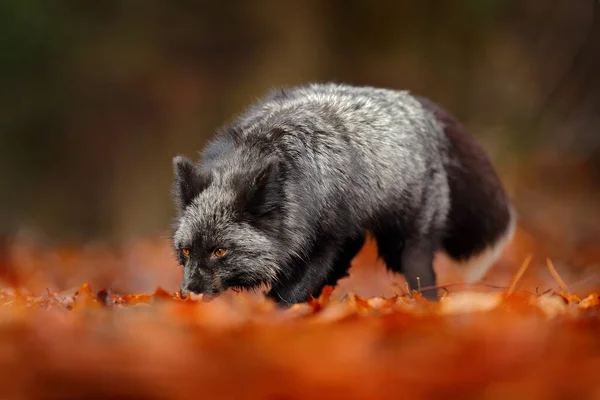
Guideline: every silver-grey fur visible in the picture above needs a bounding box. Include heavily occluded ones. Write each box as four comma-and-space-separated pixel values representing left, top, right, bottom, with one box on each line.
171, 83, 514, 304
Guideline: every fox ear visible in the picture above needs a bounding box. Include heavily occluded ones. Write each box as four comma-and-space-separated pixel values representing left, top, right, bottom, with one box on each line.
242, 158, 281, 218
173, 155, 209, 211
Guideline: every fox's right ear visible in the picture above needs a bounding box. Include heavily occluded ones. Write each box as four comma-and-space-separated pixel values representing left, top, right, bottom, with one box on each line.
172, 155, 209, 211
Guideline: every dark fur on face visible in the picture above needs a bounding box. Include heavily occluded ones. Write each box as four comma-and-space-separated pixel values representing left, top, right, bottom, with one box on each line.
172, 152, 288, 296
171, 83, 515, 305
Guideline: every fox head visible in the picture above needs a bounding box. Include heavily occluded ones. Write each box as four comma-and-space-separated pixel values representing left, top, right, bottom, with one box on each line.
171, 154, 286, 298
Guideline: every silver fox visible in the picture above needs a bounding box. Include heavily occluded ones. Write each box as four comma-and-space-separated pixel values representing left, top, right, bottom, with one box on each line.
171, 83, 515, 305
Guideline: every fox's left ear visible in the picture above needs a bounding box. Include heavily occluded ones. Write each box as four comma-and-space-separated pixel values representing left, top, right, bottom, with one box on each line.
172, 155, 210, 211
241, 158, 281, 218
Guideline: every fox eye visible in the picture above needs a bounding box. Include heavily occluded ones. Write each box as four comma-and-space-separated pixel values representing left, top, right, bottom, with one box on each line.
213, 248, 228, 258
181, 248, 190, 257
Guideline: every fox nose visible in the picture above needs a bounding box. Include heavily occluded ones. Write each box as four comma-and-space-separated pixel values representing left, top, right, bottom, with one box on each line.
179, 285, 189, 298
180, 280, 203, 298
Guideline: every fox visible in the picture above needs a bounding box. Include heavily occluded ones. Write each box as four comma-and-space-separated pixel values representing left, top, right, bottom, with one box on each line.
171, 83, 516, 305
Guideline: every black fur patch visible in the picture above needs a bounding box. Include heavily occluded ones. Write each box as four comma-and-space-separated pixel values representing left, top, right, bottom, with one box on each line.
416, 96, 512, 261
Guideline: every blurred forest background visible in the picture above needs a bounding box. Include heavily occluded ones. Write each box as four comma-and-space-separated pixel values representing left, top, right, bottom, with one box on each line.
1, 0, 599, 293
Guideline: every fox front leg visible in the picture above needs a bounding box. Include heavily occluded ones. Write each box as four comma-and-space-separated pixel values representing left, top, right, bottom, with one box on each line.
268, 244, 339, 306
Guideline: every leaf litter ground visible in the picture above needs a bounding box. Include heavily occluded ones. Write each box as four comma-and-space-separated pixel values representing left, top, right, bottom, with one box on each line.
1, 228, 599, 400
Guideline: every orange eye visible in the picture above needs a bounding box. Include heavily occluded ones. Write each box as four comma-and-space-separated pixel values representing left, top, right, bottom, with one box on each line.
182, 248, 190, 256
213, 248, 228, 258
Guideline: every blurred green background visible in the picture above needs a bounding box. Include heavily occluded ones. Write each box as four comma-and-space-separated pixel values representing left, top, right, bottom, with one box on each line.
1, 0, 599, 246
